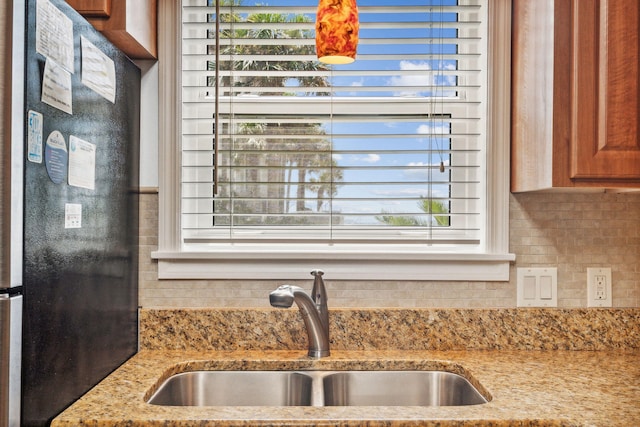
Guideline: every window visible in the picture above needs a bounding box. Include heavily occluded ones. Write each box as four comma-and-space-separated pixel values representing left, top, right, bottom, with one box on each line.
154, 0, 514, 280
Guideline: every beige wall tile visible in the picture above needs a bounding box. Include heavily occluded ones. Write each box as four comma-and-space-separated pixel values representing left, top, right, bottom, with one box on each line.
139, 192, 640, 308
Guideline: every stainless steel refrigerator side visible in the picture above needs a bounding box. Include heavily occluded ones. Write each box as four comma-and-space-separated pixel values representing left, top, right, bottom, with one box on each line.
0, 0, 25, 425
2, 0, 26, 288
0, 296, 22, 427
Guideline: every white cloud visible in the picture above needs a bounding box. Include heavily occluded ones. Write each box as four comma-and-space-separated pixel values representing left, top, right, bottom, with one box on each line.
354, 153, 381, 163
389, 60, 458, 97
371, 186, 450, 198
417, 123, 450, 135
389, 61, 434, 96
404, 160, 450, 178
407, 160, 450, 168
346, 79, 364, 96
407, 161, 429, 167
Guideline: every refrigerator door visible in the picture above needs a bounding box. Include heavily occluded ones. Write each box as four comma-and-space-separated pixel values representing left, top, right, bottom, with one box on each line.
21, 0, 139, 425
0, 293, 22, 427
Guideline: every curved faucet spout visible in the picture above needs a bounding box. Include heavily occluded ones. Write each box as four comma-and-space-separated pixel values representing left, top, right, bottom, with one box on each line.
269, 284, 330, 358
311, 270, 329, 339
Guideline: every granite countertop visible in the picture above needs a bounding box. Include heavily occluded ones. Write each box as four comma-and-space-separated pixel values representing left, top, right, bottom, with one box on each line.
52, 348, 640, 427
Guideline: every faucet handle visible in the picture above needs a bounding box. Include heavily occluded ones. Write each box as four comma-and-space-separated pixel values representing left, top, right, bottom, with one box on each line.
310, 269, 329, 343
311, 269, 326, 303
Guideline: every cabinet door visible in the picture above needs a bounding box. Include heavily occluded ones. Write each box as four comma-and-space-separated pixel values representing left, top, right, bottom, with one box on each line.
571, 0, 640, 180
65, 0, 111, 17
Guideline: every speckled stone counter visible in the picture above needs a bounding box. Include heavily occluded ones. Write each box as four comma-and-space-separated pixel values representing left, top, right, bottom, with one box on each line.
52, 308, 640, 427
52, 349, 640, 427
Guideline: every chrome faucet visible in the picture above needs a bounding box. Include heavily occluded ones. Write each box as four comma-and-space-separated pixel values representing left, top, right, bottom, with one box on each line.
269, 269, 330, 358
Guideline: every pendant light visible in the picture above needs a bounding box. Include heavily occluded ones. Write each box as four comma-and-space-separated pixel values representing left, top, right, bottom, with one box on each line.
315, 0, 359, 64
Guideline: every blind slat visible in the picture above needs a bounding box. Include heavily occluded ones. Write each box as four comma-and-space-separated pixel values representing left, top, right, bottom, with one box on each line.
183, 5, 481, 14
183, 37, 482, 47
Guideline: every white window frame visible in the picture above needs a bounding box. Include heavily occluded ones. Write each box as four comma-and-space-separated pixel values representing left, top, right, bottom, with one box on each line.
152, 0, 515, 281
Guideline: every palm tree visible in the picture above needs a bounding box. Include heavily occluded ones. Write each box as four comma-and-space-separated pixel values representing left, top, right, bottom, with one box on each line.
308, 158, 343, 212
376, 198, 450, 227
206, 2, 341, 224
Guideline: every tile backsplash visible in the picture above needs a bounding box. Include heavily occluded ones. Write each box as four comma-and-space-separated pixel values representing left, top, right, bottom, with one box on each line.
139, 191, 640, 308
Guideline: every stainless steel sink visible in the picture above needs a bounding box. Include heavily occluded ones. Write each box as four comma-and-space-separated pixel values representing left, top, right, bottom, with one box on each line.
322, 371, 487, 406
147, 370, 489, 407
147, 371, 313, 406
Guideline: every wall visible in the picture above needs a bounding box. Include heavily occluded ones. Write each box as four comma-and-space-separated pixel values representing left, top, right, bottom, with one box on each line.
139, 191, 640, 308
132, 59, 158, 189
133, 6, 639, 310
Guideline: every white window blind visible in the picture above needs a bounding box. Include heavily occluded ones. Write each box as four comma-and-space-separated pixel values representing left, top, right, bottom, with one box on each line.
181, 0, 487, 249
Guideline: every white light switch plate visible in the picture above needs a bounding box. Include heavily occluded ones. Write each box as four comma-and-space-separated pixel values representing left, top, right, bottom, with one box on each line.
517, 267, 558, 307
587, 267, 612, 307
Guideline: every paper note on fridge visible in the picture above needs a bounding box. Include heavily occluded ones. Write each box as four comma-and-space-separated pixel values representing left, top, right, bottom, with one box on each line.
35, 0, 74, 73
68, 135, 96, 190
27, 110, 44, 163
64, 203, 82, 229
81, 36, 116, 103
42, 58, 73, 114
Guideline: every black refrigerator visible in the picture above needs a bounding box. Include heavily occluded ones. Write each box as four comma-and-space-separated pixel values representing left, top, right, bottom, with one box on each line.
0, 0, 140, 425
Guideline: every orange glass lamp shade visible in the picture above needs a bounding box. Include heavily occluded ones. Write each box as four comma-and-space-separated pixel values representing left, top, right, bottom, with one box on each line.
315, 0, 359, 64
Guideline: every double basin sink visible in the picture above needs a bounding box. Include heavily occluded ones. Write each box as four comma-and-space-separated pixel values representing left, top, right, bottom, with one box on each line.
147, 370, 490, 407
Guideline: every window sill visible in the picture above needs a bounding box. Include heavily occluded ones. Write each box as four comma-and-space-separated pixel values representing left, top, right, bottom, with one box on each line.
151, 248, 515, 281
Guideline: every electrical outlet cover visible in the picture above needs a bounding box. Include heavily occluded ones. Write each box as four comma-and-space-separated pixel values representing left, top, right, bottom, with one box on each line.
587, 268, 612, 307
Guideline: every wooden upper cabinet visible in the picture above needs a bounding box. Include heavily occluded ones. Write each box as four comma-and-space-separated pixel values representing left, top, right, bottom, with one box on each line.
65, 0, 111, 17
511, 0, 640, 192
67, 0, 157, 59
571, 0, 640, 180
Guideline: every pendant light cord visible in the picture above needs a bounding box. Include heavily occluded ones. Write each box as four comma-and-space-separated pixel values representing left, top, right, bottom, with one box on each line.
213, 0, 220, 196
